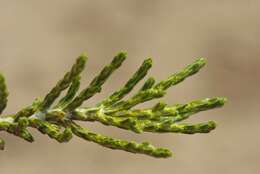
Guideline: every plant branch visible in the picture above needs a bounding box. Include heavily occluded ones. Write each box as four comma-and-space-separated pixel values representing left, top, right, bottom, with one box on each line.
0, 53, 227, 158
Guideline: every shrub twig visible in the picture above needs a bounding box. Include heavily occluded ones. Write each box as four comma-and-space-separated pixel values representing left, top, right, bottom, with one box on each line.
0, 52, 227, 158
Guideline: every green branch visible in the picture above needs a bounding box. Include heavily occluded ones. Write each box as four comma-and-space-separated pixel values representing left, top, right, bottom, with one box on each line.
0, 74, 8, 114
0, 53, 227, 158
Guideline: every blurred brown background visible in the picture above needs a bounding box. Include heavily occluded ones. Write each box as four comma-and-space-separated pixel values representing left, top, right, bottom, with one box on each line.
0, 1, 259, 173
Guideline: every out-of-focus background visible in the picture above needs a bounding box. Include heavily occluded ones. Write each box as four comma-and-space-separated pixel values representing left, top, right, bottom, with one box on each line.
0, 1, 259, 173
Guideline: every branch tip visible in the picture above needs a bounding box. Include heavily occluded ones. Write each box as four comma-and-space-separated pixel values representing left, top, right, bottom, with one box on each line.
0, 54, 226, 158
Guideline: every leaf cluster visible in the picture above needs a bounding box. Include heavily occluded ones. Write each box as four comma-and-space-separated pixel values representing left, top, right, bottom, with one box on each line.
0, 53, 226, 158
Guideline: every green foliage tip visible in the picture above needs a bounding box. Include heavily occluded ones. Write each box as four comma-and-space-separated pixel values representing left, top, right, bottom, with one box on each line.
0, 54, 226, 158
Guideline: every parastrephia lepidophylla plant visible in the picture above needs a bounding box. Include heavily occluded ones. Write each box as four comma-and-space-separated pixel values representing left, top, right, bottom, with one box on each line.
0, 53, 227, 158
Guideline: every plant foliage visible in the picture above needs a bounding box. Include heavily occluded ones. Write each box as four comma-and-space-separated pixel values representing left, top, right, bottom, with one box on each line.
0, 53, 226, 158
